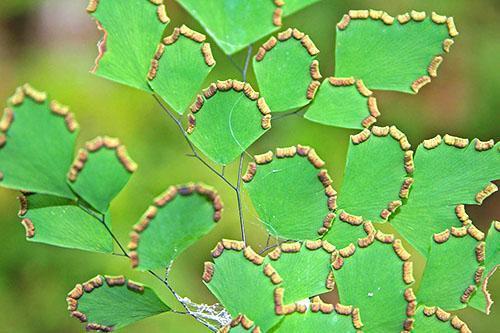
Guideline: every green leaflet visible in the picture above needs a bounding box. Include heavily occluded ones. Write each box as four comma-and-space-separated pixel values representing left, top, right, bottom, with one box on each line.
129, 184, 222, 271
417, 227, 481, 311
67, 275, 170, 331
68, 137, 137, 214
176, 0, 281, 55
333, 235, 414, 333
337, 126, 411, 222
411, 306, 470, 332
19, 194, 113, 253
86, 0, 169, 91
391, 137, 499, 256
281, 0, 322, 16
253, 29, 320, 112
187, 81, 270, 165
204, 244, 282, 331
243, 145, 334, 240
323, 212, 372, 249
0, 85, 77, 199
269, 305, 357, 332
148, 25, 216, 115
335, 10, 457, 93
266, 241, 334, 304
469, 221, 499, 314
304, 78, 380, 129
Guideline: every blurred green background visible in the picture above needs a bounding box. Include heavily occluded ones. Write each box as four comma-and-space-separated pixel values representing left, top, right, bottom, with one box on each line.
0, 0, 498, 332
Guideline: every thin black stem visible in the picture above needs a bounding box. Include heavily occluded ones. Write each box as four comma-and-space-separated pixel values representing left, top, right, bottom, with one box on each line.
152, 94, 236, 191
235, 153, 246, 246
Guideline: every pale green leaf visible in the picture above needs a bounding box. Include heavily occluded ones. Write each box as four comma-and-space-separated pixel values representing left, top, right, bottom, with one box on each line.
469, 221, 499, 314
204, 244, 282, 331
87, 0, 169, 91
130, 184, 221, 271
334, 236, 413, 332
417, 228, 480, 311
337, 127, 411, 222
176, 0, 281, 55
148, 25, 216, 115
0, 85, 77, 199
304, 78, 380, 129
243, 145, 334, 240
391, 137, 499, 256
19, 194, 113, 253
253, 29, 319, 112
67, 275, 170, 331
335, 10, 457, 93
68, 137, 137, 213
411, 306, 470, 332
187, 82, 270, 165
268, 241, 333, 304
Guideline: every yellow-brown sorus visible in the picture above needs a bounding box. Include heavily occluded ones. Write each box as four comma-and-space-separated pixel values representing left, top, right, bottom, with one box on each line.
337, 14, 351, 30
450, 226, 468, 237
68, 284, 84, 299
17, 195, 28, 216
369, 10, 384, 20
307, 148, 325, 168
202, 262, 215, 283
404, 288, 416, 302
474, 139, 494, 151
216, 79, 233, 91
202, 83, 217, 99
348, 10, 369, 19
381, 12, 395, 25
403, 261, 415, 284
422, 134, 442, 149
126, 280, 145, 293
242, 162, 257, 183
21, 218, 35, 238
454, 204, 469, 223
332, 253, 344, 270
351, 308, 363, 328
393, 239, 411, 261
301, 35, 320, 56
305, 239, 323, 250
375, 230, 395, 244
329, 77, 355, 86
467, 224, 485, 241
179, 25, 206, 42
358, 232, 375, 248
66, 297, 78, 311
410, 10, 426, 21
306, 80, 320, 99
446, 17, 459, 37
0, 108, 14, 132
367, 97, 381, 118
475, 183, 498, 204
404, 151, 415, 174
257, 98, 271, 115
86, 0, 99, 13
268, 247, 281, 260
243, 247, 264, 265
442, 38, 454, 53
261, 114, 272, 130
423, 306, 436, 316
397, 13, 411, 24
254, 151, 273, 165
355, 80, 373, 97
433, 229, 451, 243
263, 263, 283, 284
431, 12, 447, 24
318, 169, 333, 187
460, 285, 476, 303
278, 28, 293, 41
428, 56, 444, 78
211, 242, 225, 258
321, 240, 336, 253
475, 241, 485, 263
281, 242, 301, 253
310, 60, 322, 80
371, 125, 389, 137
201, 43, 216, 66
190, 95, 204, 114
334, 303, 353, 315
351, 128, 371, 145
443, 134, 469, 148
361, 115, 377, 128
411, 75, 431, 93
339, 243, 356, 258
186, 113, 196, 133
273, 8, 283, 27
71, 311, 87, 323
82, 275, 104, 292
243, 83, 260, 100
406, 300, 417, 317
339, 211, 363, 225
276, 146, 297, 158
157, 4, 170, 24
474, 267, 485, 284
403, 318, 415, 331
105, 275, 126, 286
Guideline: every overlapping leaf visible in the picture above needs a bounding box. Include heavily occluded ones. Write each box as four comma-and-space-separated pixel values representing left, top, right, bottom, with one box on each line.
0, 85, 77, 199
323, 212, 372, 249
281, 0, 322, 16
68, 137, 137, 213
18, 194, 113, 253
86, 0, 169, 91
243, 145, 334, 240
176, 0, 281, 55
391, 137, 499, 256
253, 29, 320, 112
335, 10, 457, 93
148, 25, 216, 114
411, 306, 471, 332
417, 227, 481, 311
67, 275, 170, 331
129, 184, 222, 271
187, 81, 270, 165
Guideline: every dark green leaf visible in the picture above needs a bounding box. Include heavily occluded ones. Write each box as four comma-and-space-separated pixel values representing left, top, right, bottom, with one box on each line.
187, 81, 270, 165
68, 137, 137, 213
391, 137, 499, 256
417, 227, 481, 311
253, 29, 320, 112
19, 194, 113, 253
86, 0, 169, 91
67, 275, 170, 331
0, 85, 77, 199
148, 25, 216, 115
304, 78, 380, 129
129, 183, 222, 271
176, 0, 282, 55
243, 145, 334, 240
335, 10, 457, 93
